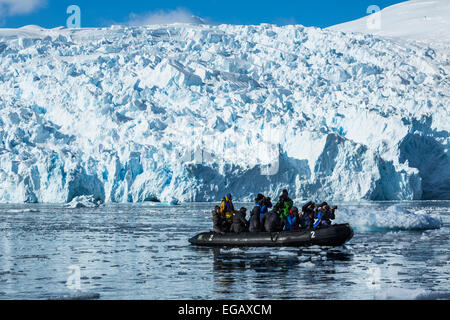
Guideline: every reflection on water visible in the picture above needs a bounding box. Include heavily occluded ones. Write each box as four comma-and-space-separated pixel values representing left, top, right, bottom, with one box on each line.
0, 201, 449, 300
210, 246, 351, 299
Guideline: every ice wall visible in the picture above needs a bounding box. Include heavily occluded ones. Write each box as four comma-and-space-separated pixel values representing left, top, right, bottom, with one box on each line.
0, 23, 448, 203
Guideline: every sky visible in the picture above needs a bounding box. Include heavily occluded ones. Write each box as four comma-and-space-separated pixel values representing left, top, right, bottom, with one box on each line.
0, 0, 407, 29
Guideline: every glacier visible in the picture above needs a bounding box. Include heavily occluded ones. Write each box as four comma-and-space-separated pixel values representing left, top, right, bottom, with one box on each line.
0, 20, 448, 204
328, 0, 450, 45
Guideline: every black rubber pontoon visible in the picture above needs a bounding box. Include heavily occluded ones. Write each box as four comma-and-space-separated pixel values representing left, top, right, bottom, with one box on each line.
189, 224, 354, 247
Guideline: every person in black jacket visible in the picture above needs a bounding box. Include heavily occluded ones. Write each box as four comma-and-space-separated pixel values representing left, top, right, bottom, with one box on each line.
261, 210, 284, 232
230, 207, 250, 233
249, 197, 262, 232
212, 205, 226, 235
301, 201, 316, 229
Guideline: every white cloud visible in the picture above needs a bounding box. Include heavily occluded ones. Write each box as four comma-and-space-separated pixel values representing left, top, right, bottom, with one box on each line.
0, 0, 47, 18
127, 8, 207, 26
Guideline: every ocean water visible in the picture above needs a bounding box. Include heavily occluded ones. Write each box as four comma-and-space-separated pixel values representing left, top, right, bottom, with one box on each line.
0, 201, 449, 300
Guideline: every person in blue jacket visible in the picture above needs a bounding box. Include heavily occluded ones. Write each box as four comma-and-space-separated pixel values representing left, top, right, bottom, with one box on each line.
313, 202, 337, 229
284, 207, 300, 231
259, 196, 273, 219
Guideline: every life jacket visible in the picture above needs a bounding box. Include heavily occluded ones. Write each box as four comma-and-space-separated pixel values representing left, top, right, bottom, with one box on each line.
220, 196, 235, 221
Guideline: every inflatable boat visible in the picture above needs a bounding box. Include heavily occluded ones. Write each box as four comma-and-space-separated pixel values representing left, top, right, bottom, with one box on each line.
189, 224, 354, 247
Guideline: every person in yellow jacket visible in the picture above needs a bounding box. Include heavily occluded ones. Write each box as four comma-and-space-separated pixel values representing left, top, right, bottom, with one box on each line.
220, 193, 237, 229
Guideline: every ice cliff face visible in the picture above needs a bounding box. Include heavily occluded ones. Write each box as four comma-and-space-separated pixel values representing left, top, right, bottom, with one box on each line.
0, 23, 448, 203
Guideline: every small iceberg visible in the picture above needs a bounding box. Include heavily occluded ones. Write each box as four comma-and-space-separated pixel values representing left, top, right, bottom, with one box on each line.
336, 206, 443, 231
7, 208, 40, 213
65, 195, 104, 209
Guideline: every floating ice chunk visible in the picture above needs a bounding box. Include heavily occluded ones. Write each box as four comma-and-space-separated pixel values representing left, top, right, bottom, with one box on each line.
336, 205, 443, 231
49, 290, 101, 300
379, 287, 450, 300
7, 208, 40, 213
65, 195, 104, 209
371, 256, 387, 264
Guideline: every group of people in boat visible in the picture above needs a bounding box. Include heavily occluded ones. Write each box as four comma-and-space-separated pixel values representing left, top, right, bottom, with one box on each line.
212, 190, 337, 235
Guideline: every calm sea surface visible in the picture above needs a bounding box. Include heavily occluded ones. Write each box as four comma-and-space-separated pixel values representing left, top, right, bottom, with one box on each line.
0, 201, 449, 300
